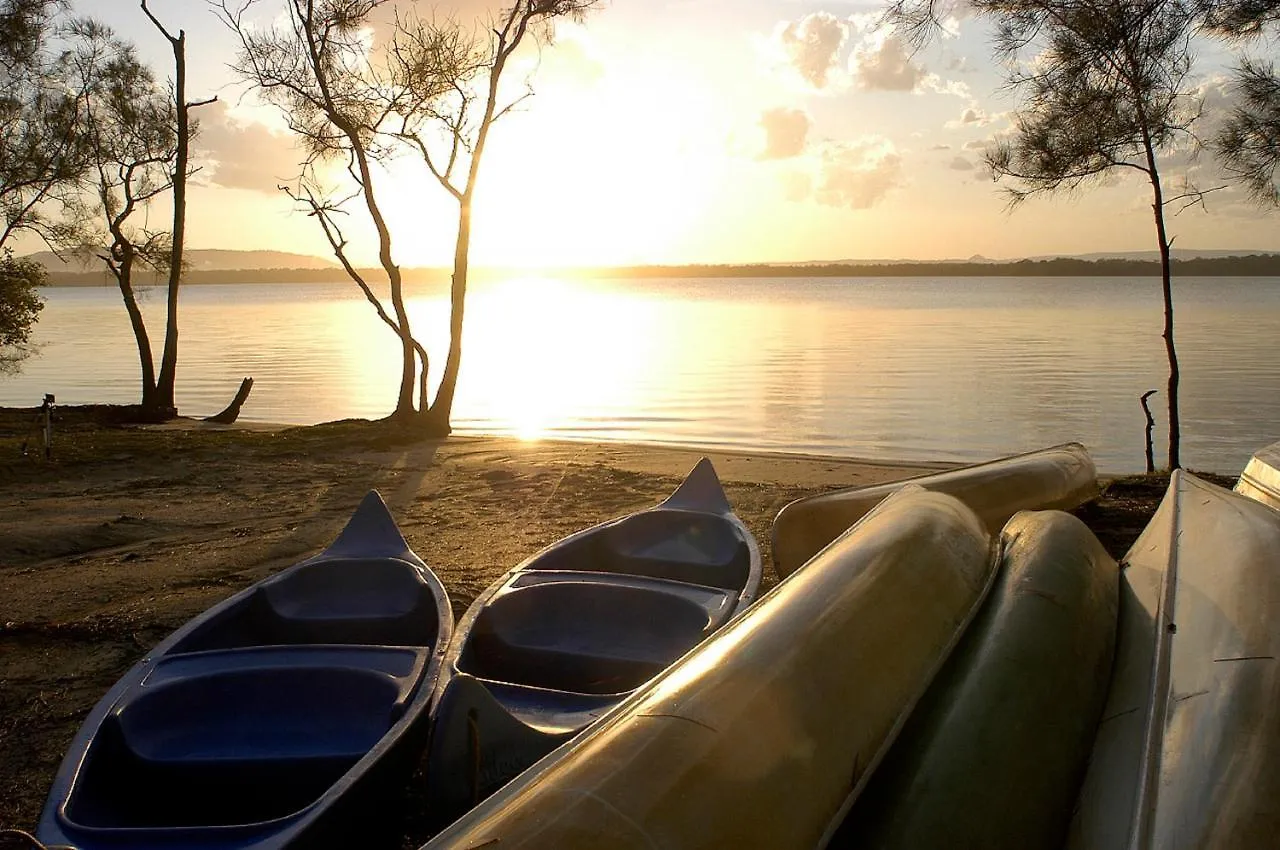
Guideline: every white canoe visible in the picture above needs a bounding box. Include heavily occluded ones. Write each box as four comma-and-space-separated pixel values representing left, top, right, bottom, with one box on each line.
772, 442, 1098, 578
1067, 471, 1280, 849
1235, 439, 1280, 510
422, 487, 996, 850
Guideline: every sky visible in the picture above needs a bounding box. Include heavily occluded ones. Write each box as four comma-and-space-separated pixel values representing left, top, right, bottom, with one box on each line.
54, 0, 1280, 267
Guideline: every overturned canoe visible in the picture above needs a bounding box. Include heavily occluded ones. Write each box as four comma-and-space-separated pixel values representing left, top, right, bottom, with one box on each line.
1235, 439, 1280, 510
423, 486, 995, 850
423, 458, 762, 829
772, 441, 1098, 578
834, 510, 1118, 849
37, 492, 453, 850
1067, 471, 1280, 849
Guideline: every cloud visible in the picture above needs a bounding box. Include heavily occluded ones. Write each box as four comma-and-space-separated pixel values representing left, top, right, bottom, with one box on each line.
946, 103, 1001, 128
844, 18, 969, 96
931, 143, 952, 150
771, 12, 850, 89
962, 139, 988, 151
758, 107, 811, 160
815, 137, 903, 208
948, 155, 975, 170
195, 102, 304, 194
849, 29, 924, 91
918, 74, 972, 98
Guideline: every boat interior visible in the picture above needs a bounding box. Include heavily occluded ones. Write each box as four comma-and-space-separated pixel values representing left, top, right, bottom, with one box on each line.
458, 507, 753, 699
60, 555, 442, 832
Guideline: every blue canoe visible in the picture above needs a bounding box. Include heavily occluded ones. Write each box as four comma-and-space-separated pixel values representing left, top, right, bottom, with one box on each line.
422, 458, 762, 829
37, 491, 453, 850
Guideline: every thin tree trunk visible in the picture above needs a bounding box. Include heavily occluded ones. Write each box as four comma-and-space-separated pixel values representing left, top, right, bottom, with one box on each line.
424, 197, 471, 435
1142, 149, 1180, 470
114, 255, 159, 408
154, 33, 186, 414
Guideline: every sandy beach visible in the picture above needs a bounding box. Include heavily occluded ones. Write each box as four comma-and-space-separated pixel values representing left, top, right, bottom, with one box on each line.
0, 407, 1187, 845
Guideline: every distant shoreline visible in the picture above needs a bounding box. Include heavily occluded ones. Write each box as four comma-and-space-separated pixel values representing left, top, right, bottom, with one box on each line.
38, 254, 1280, 285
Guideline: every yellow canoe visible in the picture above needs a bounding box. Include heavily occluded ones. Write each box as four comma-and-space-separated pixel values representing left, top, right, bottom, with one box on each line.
772, 442, 1098, 579
422, 486, 996, 850
833, 510, 1118, 849
1067, 471, 1280, 849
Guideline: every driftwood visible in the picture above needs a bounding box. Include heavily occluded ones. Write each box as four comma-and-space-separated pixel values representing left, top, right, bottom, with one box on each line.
204, 377, 254, 424
1140, 390, 1158, 474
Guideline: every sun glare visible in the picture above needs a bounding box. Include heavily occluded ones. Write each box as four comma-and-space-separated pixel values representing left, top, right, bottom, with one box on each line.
444, 277, 669, 441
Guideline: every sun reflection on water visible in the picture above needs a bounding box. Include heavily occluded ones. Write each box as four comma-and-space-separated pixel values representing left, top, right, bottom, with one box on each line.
441, 277, 669, 442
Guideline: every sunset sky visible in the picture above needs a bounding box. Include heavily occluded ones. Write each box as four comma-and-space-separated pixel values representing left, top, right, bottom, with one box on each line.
61, 0, 1280, 267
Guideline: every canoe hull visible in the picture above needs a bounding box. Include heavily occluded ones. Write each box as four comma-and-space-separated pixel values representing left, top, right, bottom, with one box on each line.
835, 509, 1118, 849
423, 487, 996, 850
772, 441, 1098, 578
1068, 471, 1280, 849
1235, 439, 1280, 510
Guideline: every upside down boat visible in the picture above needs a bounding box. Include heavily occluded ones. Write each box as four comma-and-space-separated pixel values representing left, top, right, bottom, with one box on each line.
1067, 471, 1280, 849
772, 441, 1098, 578
833, 509, 1118, 849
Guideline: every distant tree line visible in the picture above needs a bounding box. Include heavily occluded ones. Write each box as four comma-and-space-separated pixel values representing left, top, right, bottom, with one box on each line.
34, 254, 1280, 285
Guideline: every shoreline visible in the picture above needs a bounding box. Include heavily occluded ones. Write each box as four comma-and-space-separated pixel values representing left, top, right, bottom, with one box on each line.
0, 408, 1212, 842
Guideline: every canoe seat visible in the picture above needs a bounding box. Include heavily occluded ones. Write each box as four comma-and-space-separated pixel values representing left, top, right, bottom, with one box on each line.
459, 581, 712, 695
527, 511, 751, 591
173, 558, 440, 651
64, 666, 400, 829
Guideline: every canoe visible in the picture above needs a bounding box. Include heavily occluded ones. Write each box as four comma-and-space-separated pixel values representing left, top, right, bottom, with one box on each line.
1235, 439, 1280, 509
422, 458, 762, 829
1067, 471, 1280, 849
422, 486, 995, 850
772, 441, 1098, 578
832, 509, 1118, 849
37, 491, 453, 850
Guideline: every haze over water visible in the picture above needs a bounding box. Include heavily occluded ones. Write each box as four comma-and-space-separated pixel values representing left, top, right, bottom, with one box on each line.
6, 275, 1278, 474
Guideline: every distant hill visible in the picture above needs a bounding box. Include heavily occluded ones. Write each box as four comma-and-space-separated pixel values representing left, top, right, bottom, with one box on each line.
25, 248, 335, 272
1028, 249, 1279, 262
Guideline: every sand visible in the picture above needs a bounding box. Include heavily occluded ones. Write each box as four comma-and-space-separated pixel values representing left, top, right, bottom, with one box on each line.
0, 409, 1179, 845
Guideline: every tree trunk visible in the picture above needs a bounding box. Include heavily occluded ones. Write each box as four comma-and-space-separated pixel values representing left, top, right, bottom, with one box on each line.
205, 376, 254, 424
114, 254, 159, 408
424, 197, 472, 436
154, 26, 187, 418
1144, 156, 1180, 470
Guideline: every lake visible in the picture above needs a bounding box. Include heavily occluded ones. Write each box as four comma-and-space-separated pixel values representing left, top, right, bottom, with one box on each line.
4, 275, 1278, 474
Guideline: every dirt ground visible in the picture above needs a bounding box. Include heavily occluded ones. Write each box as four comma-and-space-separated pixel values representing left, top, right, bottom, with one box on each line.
0, 406, 1231, 847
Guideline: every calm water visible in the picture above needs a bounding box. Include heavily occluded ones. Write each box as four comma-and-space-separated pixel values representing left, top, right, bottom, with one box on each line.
5, 275, 1278, 473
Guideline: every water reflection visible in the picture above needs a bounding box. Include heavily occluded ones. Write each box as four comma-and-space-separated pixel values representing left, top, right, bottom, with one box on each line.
4, 276, 1279, 473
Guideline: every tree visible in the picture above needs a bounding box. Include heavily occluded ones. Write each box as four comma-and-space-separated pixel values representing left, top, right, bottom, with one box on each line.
1217, 58, 1280, 203
888, 0, 1201, 470
221, 0, 597, 434
0, 0, 91, 249
219, 0, 440, 422
0, 248, 44, 373
142, 1, 215, 417
1198, 2, 1280, 203
384, 0, 597, 434
63, 16, 177, 409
